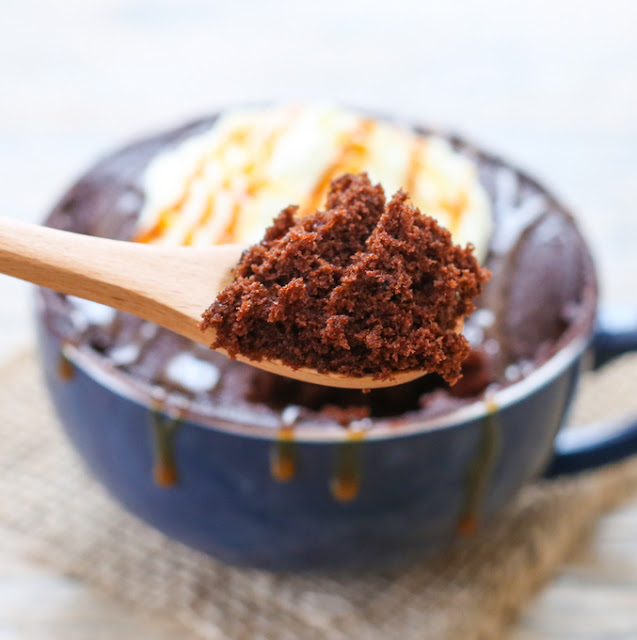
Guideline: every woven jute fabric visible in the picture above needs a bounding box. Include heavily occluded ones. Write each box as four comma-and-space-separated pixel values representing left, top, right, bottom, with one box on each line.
1, 350, 637, 640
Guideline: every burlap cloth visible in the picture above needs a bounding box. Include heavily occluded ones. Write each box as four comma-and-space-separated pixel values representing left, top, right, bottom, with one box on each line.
2, 350, 637, 639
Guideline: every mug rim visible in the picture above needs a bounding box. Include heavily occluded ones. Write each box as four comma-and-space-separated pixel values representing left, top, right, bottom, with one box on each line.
56, 330, 590, 443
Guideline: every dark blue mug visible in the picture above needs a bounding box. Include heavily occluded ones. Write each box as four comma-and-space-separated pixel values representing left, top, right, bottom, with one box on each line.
35, 300, 637, 570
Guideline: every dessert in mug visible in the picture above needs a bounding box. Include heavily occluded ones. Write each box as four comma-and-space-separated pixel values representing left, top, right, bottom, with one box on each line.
41, 104, 595, 428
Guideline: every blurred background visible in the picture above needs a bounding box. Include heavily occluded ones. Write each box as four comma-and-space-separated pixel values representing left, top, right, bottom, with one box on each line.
2, 0, 637, 360
1, 0, 636, 636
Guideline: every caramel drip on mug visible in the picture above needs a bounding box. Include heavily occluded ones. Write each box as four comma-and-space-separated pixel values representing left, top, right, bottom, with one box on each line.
150, 404, 183, 489
457, 397, 501, 535
270, 425, 297, 483
57, 348, 75, 381
330, 429, 365, 503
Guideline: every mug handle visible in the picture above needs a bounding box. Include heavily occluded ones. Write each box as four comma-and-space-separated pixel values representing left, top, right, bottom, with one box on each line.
544, 306, 637, 477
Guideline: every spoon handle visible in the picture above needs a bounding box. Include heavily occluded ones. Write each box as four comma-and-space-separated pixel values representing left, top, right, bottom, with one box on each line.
0, 217, 147, 298
0, 217, 239, 341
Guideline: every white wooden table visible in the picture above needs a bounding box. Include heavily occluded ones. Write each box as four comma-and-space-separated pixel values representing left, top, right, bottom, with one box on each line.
1, 0, 637, 637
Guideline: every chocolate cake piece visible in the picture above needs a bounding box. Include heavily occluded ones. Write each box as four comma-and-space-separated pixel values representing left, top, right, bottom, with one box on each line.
201, 174, 490, 383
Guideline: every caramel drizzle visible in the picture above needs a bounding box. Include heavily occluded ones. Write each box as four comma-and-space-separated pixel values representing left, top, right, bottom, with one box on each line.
457, 397, 501, 535
136, 114, 293, 247
219, 118, 294, 243
404, 139, 424, 198
440, 190, 469, 237
217, 202, 244, 246
57, 347, 75, 381
136, 114, 472, 247
330, 429, 365, 503
134, 128, 248, 245
134, 156, 210, 244
405, 137, 468, 237
150, 407, 183, 489
269, 425, 297, 483
183, 193, 215, 246
303, 119, 376, 215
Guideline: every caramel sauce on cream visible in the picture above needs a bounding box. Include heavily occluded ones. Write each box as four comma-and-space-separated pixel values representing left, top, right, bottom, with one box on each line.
304, 118, 375, 214
133, 105, 492, 261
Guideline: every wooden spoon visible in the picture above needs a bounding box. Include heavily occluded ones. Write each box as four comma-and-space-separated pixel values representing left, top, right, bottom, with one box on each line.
0, 218, 456, 389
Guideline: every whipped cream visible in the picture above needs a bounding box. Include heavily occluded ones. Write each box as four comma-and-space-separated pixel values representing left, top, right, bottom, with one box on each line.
135, 105, 492, 261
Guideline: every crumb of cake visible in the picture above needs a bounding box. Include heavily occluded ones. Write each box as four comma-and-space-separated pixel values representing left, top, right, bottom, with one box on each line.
201, 173, 490, 383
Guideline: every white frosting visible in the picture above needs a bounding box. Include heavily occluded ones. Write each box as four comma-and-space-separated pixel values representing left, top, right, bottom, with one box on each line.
136, 104, 492, 260
68, 296, 117, 328
164, 353, 220, 394
109, 343, 141, 367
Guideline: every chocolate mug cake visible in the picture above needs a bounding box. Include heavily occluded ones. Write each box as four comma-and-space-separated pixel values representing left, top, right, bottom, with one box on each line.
35, 104, 599, 568
41, 104, 595, 428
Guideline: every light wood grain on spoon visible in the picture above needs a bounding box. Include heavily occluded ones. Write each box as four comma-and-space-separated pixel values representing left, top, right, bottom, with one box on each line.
0, 218, 432, 389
